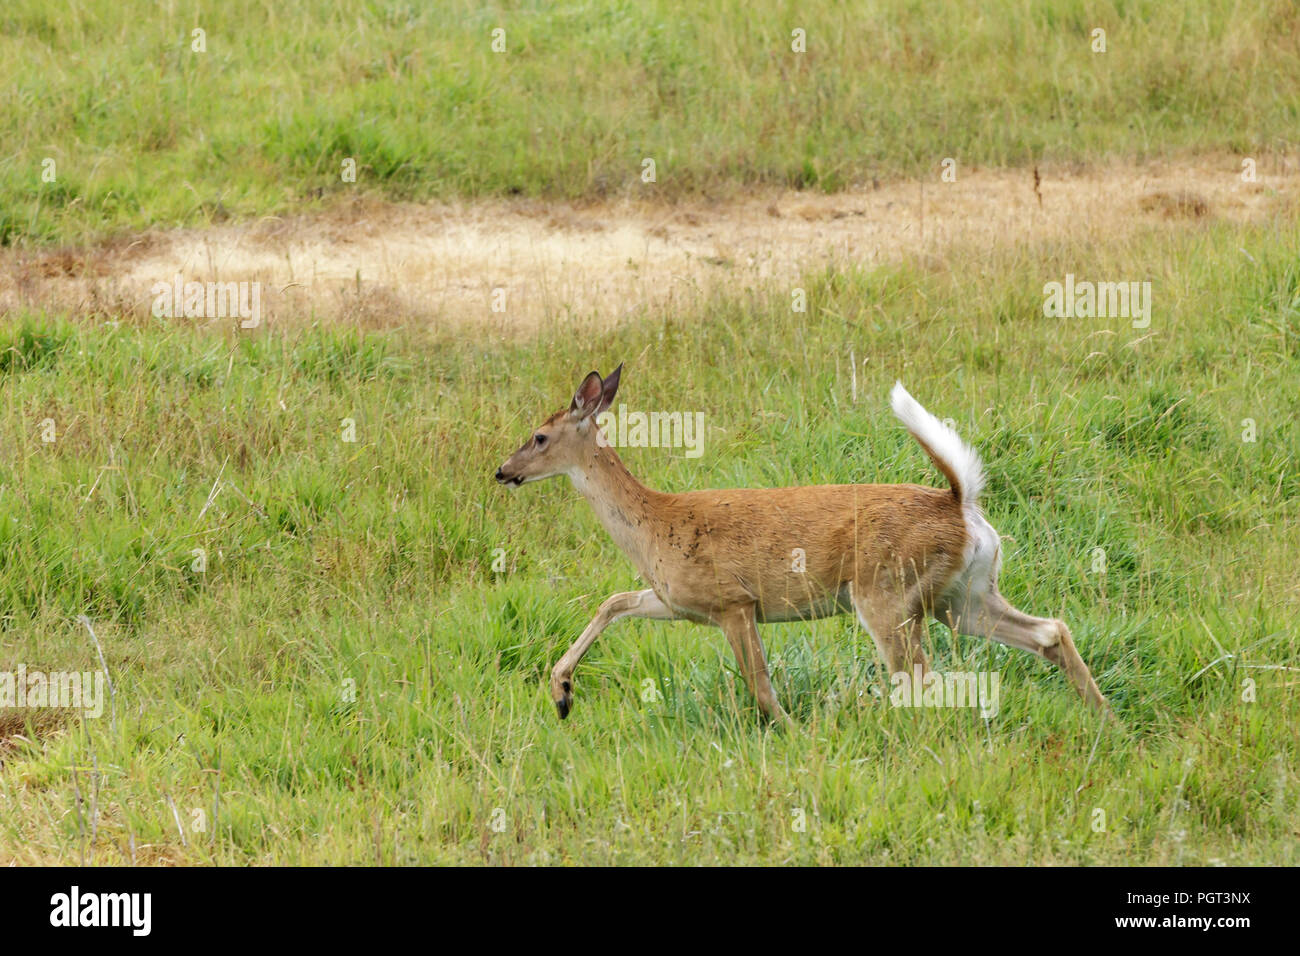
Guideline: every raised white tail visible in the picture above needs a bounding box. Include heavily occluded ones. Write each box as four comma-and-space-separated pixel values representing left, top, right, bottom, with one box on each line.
890, 381, 985, 505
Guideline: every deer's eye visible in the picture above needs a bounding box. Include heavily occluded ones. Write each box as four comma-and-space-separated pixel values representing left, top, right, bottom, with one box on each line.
534, 433, 547, 447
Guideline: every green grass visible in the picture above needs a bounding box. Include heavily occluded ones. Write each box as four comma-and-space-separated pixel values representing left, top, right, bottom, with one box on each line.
1, 214, 1297, 864
3, 0, 1299, 244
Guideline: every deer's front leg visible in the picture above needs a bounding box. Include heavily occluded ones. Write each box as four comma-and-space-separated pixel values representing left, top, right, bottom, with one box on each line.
716, 603, 789, 723
552, 589, 674, 720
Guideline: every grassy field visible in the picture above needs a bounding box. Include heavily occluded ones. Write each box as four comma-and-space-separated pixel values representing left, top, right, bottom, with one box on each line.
2, 0, 1298, 867
3, 0, 1299, 244
1, 213, 1297, 863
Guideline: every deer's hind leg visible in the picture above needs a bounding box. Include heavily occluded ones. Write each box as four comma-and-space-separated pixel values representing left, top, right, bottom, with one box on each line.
949, 587, 1108, 713
849, 580, 929, 679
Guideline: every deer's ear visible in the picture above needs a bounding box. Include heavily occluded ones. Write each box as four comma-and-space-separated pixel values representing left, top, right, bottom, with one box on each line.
570, 371, 604, 419
596, 362, 623, 416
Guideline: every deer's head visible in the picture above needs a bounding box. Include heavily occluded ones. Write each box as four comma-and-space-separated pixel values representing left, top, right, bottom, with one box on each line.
495, 364, 622, 488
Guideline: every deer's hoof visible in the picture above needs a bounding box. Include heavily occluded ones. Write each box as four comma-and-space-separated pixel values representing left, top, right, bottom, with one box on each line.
553, 678, 573, 720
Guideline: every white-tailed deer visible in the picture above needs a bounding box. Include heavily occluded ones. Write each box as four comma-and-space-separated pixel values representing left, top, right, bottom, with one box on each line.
496, 365, 1108, 722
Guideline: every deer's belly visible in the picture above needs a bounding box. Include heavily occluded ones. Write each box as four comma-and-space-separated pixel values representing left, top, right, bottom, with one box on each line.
650, 564, 853, 624
755, 583, 853, 623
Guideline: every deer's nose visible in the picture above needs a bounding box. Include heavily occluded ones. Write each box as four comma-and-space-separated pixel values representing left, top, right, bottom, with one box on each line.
495, 468, 508, 483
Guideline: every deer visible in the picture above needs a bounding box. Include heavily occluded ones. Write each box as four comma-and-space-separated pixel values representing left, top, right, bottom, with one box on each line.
495, 364, 1109, 723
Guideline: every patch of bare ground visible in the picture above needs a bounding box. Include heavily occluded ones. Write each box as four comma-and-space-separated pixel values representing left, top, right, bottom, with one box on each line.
1, 155, 1295, 335
0, 708, 70, 762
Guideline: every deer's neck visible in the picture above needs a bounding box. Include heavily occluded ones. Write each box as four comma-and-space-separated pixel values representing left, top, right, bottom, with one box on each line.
568, 445, 661, 574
